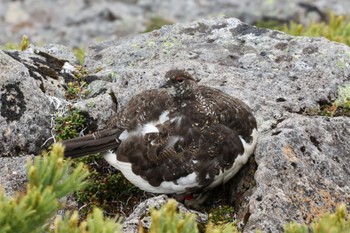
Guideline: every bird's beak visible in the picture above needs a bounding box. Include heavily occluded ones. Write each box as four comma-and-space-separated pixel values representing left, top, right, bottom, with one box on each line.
160, 81, 171, 88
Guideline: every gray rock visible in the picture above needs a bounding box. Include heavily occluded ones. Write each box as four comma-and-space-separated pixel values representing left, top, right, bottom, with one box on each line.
72, 80, 118, 130
0, 0, 145, 48
0, 44, 77, 156
84, 17, 349, 121
41, 44, 79, 64
122, 195, 208, 233
0, 50, 51, 156
247, 116, 350, 232
82, 17, 350, 231
0, 155, 33, 196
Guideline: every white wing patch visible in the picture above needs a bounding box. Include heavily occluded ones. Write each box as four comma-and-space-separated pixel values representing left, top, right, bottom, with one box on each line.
159, 110, 170, 124
142, 123, 159, 134
118, 110, 170, 141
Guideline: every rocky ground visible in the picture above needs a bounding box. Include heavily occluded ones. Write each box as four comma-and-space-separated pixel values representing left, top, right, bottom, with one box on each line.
1, 0, 350, 47
1, 1, 350, 233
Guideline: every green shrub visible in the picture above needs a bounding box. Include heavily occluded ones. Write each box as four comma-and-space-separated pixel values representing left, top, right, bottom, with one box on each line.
284, 204, 350, 233
0, 35, 30, 50
143, 199, 239, 233
334, 85, 350, 109
283, 13, 350, 45
72, 46, 85, 65
54, 208, 120, 233
147, 199, 198, 233
144, 17, 174, 32
55, 108, 86, 140
256, 12, 350, 46
0, 144, 121, 233
317, 84, 350, 117
65, 81, 90, 100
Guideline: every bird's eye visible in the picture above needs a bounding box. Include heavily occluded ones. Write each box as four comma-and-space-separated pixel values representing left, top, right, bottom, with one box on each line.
175, 76, 185, 83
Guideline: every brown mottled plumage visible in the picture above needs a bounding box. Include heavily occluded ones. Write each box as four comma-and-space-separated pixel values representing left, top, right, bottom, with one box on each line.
62, 70, 258, 204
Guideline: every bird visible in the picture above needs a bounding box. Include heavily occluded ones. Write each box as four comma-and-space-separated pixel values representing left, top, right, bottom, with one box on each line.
61, 69, 258, 205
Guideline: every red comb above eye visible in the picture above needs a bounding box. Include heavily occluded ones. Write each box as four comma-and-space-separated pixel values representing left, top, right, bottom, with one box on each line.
175, 76, 184, 82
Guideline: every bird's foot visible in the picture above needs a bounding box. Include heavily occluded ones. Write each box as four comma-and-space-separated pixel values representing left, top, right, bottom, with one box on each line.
172, 193, 209, 210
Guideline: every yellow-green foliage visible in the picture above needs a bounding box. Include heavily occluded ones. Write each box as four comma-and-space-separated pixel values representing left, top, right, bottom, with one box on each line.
144, 16, 174, 32
209, 205, 235, 225
54, 208, 120, 233
284, 222, 309, 233
20, 35, 30, 51
257, 12, 350, 46
55, 108, 86, 140
0, 34, 30, 50
284, 204, 350, 233
205, 222, 238, 233
0, 144, 90, 233
255, 20, 286, 32
64, 65, 91, 100
27, 144, 88, 198
145, 199, 239, 233
65, 81, 90, 100
317, 84, 350, 116
72, 46, 85, 65
334, 85, 350, 109
147, 199, 198, 233
283, 13, 350, 45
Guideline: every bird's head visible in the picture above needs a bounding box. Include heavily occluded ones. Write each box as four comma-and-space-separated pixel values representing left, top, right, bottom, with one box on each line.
161, 70, 198, 99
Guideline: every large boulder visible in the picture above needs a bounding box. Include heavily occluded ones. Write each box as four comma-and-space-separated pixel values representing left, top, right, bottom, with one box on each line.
0, 45, 77, 194
249, 116, 350, 231
1, 17, 349, 232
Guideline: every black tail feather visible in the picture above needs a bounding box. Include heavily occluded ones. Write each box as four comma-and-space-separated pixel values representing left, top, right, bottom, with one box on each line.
61, 128, 122, 158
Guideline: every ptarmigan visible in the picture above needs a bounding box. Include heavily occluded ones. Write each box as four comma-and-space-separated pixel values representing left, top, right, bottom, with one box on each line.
62, 69, 258, 204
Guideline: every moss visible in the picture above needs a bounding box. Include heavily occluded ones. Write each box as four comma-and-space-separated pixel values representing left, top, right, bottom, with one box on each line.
55, 107, 87, 140
208, 205, 236, 225
144, 16, 174, 32
205, 221, 239, 233
144, 199, 239, 233
63, 65, 92, 100
86, 100, 96, 108
334, 85, 350, 109
146, 199, 199, 233
72, 46, 85, 65
54, 208, 121, 233
20, 35, 30, 51
65, 80, 90, 100
256, 12, 350, 46
74, 154, 145, 219
255, 20, 286, 32
301, 85, 350, 117
57, 60, 91, 101
1, 42, 19, 50
0, 35, 30, 50
326, 85, 350, 116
